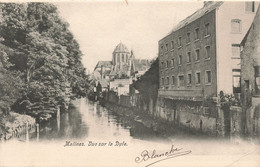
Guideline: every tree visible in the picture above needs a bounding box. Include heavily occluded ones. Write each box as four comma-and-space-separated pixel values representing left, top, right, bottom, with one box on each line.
0, 3, 90, 118
132, 58, 159, 104
0, 49, 23, 115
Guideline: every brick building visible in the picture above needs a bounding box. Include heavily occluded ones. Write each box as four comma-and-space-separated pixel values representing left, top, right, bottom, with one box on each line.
240, 4, 260, 137
156, 1, 259, 135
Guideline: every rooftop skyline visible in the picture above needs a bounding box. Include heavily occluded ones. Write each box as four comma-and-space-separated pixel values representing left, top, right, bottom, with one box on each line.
56, 1, 203, 71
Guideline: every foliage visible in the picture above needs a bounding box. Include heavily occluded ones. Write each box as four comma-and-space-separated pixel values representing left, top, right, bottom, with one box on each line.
0, 50, 24, 115
219, 91, 241, 108
132, 58, 159, 103
0, 3, 89, 117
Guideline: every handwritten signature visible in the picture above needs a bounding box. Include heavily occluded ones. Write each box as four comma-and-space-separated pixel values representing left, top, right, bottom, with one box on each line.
135, 145, 192, 167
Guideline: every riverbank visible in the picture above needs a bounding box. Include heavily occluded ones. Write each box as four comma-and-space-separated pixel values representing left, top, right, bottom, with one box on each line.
99, 99, 210, 140
0, 112, 36, 141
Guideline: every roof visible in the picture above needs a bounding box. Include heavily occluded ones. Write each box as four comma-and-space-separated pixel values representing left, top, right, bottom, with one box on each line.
99, 79, 109, 88
113, 42, 130, 53
167, 1, 223, 36
241, 4, 260, 66
134, 59, 151, 71
94, 61, 112, 70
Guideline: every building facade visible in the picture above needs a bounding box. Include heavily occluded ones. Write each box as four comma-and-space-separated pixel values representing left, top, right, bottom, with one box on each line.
240, 4, 260, 137
157, 1, 259, 136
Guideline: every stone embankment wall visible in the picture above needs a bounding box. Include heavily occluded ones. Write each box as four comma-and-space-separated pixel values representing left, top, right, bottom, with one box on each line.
102, 91, 255, 138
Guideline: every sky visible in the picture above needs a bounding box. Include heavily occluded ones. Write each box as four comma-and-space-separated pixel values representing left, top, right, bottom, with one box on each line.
55, 1, 203, 72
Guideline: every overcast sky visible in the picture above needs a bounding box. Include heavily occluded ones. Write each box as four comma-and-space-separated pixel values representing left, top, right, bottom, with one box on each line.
55, 1, 203, 72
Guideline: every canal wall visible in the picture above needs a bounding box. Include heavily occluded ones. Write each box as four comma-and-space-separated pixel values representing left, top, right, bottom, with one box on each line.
155, 98, 218, 136
101, 91, 247, 138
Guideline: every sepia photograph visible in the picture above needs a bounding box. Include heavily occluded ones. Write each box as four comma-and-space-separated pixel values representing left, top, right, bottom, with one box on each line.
0, 0, 260, 167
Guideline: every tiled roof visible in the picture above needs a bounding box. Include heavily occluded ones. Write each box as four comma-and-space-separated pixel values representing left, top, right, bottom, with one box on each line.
94, 61, 112, 70
169, 1, 223, 34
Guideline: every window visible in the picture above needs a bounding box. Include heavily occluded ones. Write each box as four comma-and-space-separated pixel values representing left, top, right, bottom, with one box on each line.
195, 28, 200, 40
205, 23, 210, 36
122, 54, 124, 62
178, 75, 185, 87
187, 32, 191, 43
205, 46, 210, 59
232, 44, 240, 58
196, 72, 201, 84
161, 45, 164, 51
166, 44, 168, 51
178, 37, 182, 47
187, 52, 191, 63
161, 62, 164, 68
232, 69, 241, 93
178, 55, 182, 64
166, 77, 169, 85
231, 19, 241, 33
245, 2, 255, 12
161, 77, 164, 85
171, 58, 175, 67
171, 41, 174, 49
117, 54, 120, 63
205, 71, 211, 84
172, 76, 175, 85
187, 73, 192, 85
195, 49, 200, 61
166, 60, 169, 68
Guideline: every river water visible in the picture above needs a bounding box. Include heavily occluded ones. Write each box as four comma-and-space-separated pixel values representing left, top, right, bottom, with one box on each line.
38, 98, 167, 142
1, 98, 259, 167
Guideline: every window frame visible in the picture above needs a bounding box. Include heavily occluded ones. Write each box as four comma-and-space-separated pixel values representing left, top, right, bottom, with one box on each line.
205, 45, 210, 60
178, 74, 185, 87
195, 71, 201, 85
231, 44, 241, 59
195, 27, 200, 40
205, 70, 212, 85
187, 52, 191, 63
171, 40, 174, 50
195, 49, 200, 62
171, 58, 175, 68
205, 23, 210, 37
231, 19, 242, 33
178, 55, 182, 65
186, 32, 191, 44
178, 36, 182, 47
187, 72, 192, 86
171, 75, 175, 85
245, 1, 255, 13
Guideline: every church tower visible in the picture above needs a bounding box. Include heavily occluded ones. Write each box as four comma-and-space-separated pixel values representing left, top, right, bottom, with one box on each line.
112, 42, 130, 71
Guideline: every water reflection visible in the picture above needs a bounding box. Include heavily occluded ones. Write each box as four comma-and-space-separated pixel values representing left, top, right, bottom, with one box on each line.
38, 98, 167, 142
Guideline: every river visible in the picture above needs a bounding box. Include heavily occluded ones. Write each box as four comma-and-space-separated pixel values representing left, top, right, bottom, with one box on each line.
1, 98, 259, 167
38, 98, 167, 142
